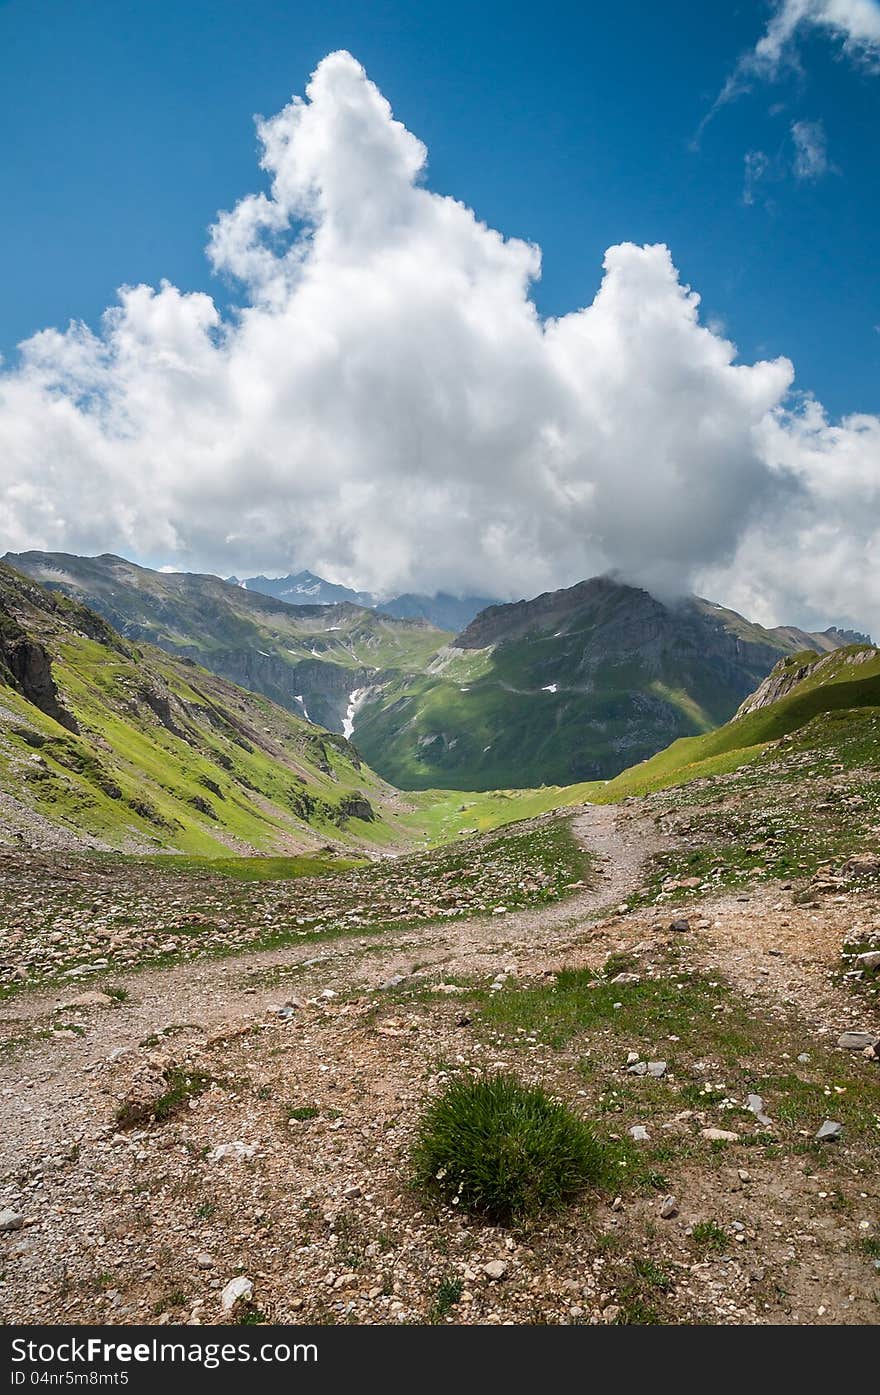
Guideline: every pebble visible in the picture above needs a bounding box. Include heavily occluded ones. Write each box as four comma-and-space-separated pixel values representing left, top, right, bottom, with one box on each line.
669, 918, 690, 933
659, 1196, 678, 1219
647, 1060, 667, 1078
0, 1209, 24, 1233
629, 1125, 650, 1142
701, 1128, 740, 1143
484, 1261, 507, 1280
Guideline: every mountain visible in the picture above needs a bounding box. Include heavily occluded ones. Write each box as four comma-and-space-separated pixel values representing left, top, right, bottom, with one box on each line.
0, 561, 400, 856
233, 570, 497, 631
352, 575, 858, 790
4, 552, 448, 736
228, 571, 378, 608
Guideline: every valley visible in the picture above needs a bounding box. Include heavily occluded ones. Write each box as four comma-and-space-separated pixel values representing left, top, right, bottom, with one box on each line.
0, 557, 878, 1327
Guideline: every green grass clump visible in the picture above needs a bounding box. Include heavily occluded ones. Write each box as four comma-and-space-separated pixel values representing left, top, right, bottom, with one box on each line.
428, 1275, 464, 1322
284, 1104, 320, 1122
691, 1220, 729, 1251
412, 1072, 605, 1225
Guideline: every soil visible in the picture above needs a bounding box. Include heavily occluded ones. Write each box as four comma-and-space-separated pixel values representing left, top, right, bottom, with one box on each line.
1, 802, 879, 1327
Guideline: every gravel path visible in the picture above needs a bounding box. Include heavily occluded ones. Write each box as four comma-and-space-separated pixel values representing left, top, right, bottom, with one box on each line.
0, 803, 660, 1171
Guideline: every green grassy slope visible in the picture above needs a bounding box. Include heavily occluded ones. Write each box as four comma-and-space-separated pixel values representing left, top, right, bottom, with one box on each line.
4, 551, 448, 733
0, 563, 403, 857
597, 644, 880, 800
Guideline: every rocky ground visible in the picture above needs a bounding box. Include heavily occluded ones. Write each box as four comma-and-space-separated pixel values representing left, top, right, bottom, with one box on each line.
1, 795, 879, 1327
0, 813, 585, 994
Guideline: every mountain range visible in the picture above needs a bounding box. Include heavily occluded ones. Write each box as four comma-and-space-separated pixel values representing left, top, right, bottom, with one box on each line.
228, 571, 497, 631
5, 550, 868, 793
2, 553, 877, 861
352, 576, 863, 788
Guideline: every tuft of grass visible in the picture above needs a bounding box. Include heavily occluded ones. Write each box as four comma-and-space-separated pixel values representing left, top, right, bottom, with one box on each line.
428, 1275, 464, 1323
412, 1072, 606, 1226
691, 1220, 729, 1251
284, 1104, 320, 1122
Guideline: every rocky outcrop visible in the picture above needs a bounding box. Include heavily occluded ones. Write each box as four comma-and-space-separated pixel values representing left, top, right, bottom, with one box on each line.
0, 604, 78, 733
735, 645, 878, 719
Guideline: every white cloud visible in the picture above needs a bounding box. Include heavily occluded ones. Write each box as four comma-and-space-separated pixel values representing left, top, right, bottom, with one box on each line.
751, 0, 880, 77
743, 148, 771, 204
0, 51, 878, 634
699, 0, 880, 138
791, 118, 831, 178
792, 118, 831, 179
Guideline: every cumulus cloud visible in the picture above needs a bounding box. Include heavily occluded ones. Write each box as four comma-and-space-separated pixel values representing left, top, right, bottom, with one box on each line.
0, 51, 878, 633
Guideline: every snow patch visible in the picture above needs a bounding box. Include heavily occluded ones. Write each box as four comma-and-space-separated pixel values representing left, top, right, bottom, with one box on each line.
294, 694, 311, 721
542, 683, 558, 693
342, 687, 367, 740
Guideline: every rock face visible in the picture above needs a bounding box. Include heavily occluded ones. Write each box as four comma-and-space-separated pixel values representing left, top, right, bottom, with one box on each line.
735, 644, 878, 719
0, 598, 78, 733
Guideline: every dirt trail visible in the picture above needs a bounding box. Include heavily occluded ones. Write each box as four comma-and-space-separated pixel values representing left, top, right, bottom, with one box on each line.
3, 803, 879, 1328
0, 804, 658, 1167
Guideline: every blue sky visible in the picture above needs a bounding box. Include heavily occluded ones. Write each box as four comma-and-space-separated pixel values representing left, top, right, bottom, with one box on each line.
1, 0, 877, 417
0, 1, 878, 633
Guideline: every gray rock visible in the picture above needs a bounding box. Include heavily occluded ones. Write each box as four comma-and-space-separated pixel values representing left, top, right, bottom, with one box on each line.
669, 918, 690, 932
838, 1031, 880, 1051
221, 1276, 253, 1311
854, 950, 880, 972
815, 1119, 843, 1142
627, 1061, 648, 1076
647, 1060, 667, 1078
196, 1253, 215, 1269
659, 1195, 678, 1219
746, 1094, 772, 1126
378, 975, 406, 991
629, 1125, 650, 1142
483, 1260, 507, 1280
0, 1209, 24, 1233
